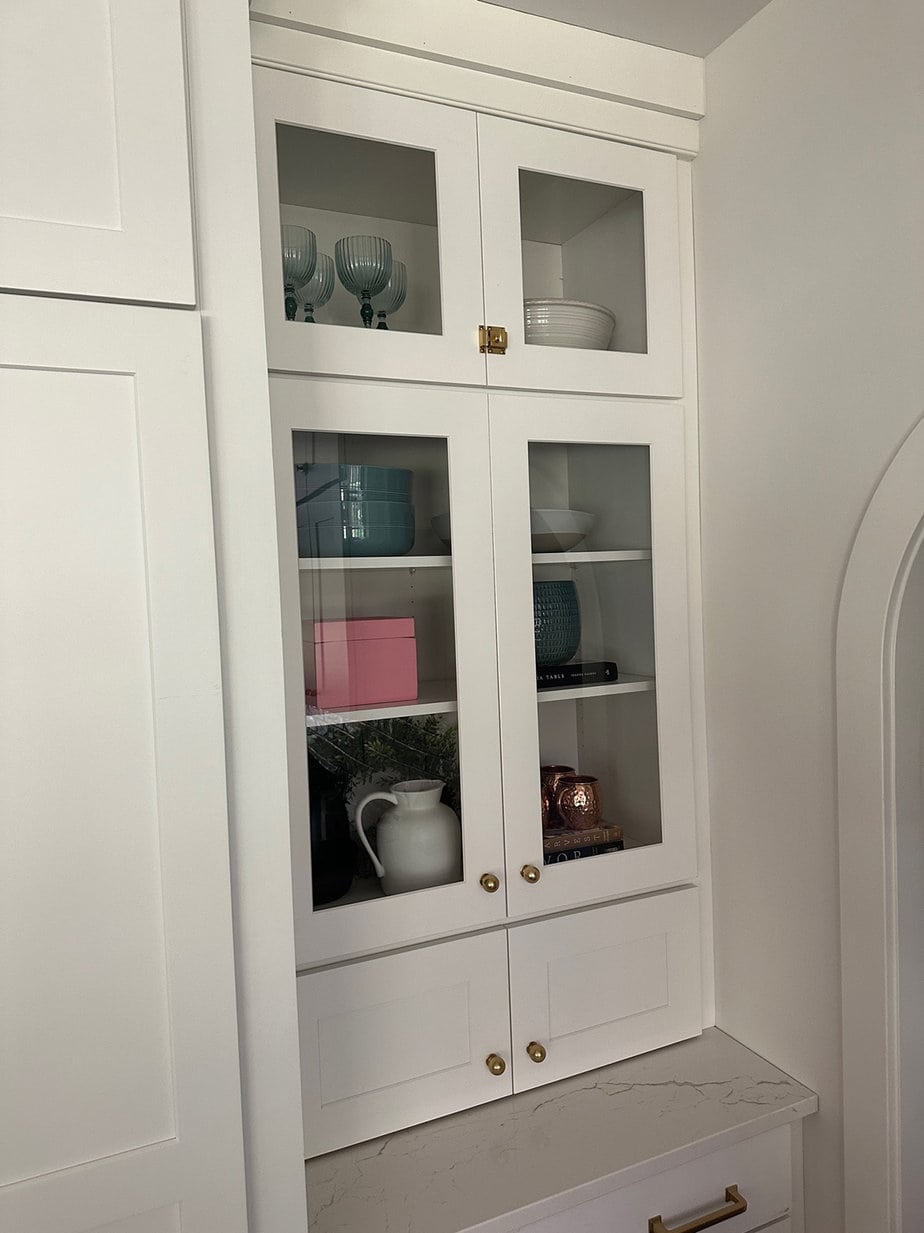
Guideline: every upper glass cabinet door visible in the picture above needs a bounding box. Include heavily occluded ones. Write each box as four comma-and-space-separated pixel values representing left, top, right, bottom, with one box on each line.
253, 70, 487, 386
272, 377, 506, 967
477, 116, 683, 397
489, 393, 696, 918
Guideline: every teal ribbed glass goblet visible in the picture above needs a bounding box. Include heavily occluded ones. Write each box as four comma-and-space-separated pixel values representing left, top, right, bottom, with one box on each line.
335, 235, 392, 329
372, 259, 407, 330
298, 252, 335, 323
281, 225, 317, 321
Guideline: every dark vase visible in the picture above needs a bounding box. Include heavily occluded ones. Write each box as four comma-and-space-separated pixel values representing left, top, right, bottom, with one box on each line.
308, 753, 354, 906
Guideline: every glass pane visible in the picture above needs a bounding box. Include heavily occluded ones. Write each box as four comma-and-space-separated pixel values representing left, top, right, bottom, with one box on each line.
519, 170, 647, 355
527, 441, 661, 870
291, 430, 462, 911
275, 125, 443, 334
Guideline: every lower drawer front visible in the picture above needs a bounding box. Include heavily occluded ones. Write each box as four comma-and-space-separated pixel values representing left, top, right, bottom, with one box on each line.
512, 1125, 792, 1233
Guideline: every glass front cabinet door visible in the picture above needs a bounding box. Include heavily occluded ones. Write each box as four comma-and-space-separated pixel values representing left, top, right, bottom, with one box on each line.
477, 116, 684, 397
254, 70, 488, 387
490, 392, 697, 918
272, 376, 506, 967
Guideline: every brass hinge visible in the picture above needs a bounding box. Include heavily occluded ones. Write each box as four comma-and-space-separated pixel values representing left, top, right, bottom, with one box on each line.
479, 324, 508, 355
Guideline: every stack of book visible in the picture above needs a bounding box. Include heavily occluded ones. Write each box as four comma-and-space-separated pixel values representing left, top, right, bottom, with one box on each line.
542, 824, 624, 865
536, 660, 618, 691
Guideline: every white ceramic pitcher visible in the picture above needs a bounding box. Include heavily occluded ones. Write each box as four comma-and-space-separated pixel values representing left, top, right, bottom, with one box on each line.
355, 779, 462, 896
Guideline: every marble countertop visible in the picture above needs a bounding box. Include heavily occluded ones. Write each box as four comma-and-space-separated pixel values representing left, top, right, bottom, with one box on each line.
305, 1028, 818, 1233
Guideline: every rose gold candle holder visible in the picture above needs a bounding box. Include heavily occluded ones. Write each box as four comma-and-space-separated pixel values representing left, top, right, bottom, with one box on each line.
555, 774, 603, 831
540, 765, 575, 830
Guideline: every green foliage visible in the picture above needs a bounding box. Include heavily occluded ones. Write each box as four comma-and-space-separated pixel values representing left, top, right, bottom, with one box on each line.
307, 715, 461, 816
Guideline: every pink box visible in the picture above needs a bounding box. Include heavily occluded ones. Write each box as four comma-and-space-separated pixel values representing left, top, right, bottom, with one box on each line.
307, 617, 418, 711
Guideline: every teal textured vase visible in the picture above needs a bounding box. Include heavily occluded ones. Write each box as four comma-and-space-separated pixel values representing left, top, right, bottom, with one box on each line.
533, 581, 581, 667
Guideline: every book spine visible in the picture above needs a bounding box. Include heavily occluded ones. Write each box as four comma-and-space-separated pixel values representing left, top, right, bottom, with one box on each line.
536, 660, 619, 689
543, 842, 624, 865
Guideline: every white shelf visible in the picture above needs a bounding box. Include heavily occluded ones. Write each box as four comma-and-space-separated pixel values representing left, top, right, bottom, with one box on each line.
305, 679, 457, 728
532, 549, 651, 565
537, 672, 654, 703
299, 555, 452, 571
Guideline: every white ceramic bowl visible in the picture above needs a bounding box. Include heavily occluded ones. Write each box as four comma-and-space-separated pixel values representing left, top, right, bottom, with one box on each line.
432, 509, 595, 553
523, 299, 616, 351
530, 509, 595, 552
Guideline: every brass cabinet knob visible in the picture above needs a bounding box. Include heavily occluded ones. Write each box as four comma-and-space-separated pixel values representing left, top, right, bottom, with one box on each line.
485, 1053, 506, 1076
526, 1041, 547, 1064
520, 864, 541, 884
480, 873, 500, 893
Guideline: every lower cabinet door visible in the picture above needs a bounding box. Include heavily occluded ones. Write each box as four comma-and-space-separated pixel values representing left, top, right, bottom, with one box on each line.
508, 887, 702, 1090
509, 1125, 792, 1233
298, 930, 512, 1156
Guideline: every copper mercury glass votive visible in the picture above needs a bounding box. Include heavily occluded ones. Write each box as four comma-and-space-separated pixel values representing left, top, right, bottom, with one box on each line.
555, 774, 603, 832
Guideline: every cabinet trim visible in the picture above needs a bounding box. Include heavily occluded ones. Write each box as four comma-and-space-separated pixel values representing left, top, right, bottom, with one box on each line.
250, 25, 700, 158
250, 0, 704, 122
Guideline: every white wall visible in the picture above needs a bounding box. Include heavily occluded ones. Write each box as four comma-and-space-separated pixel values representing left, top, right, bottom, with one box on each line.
693, 1, 924, 1229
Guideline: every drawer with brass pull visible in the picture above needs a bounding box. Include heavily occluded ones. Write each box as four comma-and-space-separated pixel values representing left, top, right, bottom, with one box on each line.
505, 1126, 792, 1233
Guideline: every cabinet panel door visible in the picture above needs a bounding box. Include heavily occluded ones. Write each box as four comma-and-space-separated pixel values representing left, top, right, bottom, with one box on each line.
0, 297, 245, 1233
254, 70, 487, 386
272, 378, 507, 966
478, 114, 682, 397
298, 931, 512, 1156
508, 889, 701, 1092
0, 1, 194, 303
490, 393, 697, 919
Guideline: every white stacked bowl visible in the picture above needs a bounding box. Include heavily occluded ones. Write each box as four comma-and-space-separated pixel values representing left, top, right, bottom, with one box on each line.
524, 299, 616, 350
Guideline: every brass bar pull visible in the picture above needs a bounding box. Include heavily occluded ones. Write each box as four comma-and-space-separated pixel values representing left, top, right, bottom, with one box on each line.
648, 1186, 747, 1233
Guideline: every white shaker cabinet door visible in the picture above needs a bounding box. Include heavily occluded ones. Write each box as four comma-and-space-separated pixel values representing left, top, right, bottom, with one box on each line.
254, 70, 487, 386
0, 1, 195, 303
508, 889, 702, 1092
0, 297, 246, 1233
298, 931, 512, 1157
478, 114, 683, 397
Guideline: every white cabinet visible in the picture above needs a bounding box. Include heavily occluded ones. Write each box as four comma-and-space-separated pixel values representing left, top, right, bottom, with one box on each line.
272, 376, 702, 1153
253, 70, 683, 396
299, 889, 700, 1157
0, 296, 246, 1233
0, 1, 195, 303
258, 62, 700, 1161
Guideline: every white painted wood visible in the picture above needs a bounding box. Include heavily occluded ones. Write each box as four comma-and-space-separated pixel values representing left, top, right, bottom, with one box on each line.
532, 549, 652, 564
0, 1, 194, 303
271, 377, 506, 966
675, 157, 715, 1034
505, 1125, 790, 1233
490, 393, 697, 917
249, 0, 705, 119
836, 417, 924, 1233
254, 69, 487, 385
183, 4, 310, 1230
895, 547, 924, 1228
301, 555, 452, 571
478, 116, 683, 396
0, 295, 245, 1232
298, 931, 512, 1155
249, 24, 700, 157
305, 679, 457, 727
508, 889, 701, 1091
